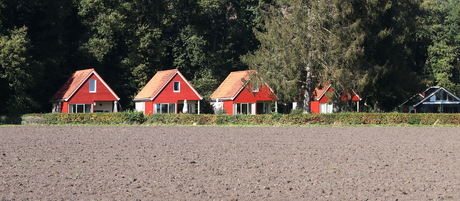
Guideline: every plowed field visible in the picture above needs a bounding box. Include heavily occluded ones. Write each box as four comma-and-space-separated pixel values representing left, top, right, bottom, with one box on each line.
1, 126, 460, 200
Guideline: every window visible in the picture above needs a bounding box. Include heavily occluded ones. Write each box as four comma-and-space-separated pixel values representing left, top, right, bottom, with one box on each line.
155, 103, 176, 114
257, 102, 270, 114
69, 104, 92, 113
173, 81, 180, 92
234, 103, 253, 114
89, 79, 96, 93
320, 103, 333, 114
252, 85, 259, 93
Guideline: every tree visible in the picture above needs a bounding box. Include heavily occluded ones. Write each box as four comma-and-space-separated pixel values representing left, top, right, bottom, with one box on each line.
0, 27, 36, 114
78, 0, 166, 108
357, 0, 425, 111
421, 0, 460, 95
243, 0, 365, 113
243, 0, 312, 113
244, 0, 425, 112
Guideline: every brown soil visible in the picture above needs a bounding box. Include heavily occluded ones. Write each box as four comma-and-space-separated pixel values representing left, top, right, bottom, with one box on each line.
1, 126, 460, 200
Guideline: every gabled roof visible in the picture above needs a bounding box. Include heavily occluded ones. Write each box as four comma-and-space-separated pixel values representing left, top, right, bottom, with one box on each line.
311, 84, 362, 101
413, 86, 460, 107
399, 93, 424, 107
312, 84, 332, 101
210, 70, 257, 100
51, 68, 119, 101
133, 69, 202, 101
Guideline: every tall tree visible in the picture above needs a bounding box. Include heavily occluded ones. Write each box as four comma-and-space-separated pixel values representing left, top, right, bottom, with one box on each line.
0, 0, 85, 114
244, 0, 425, 112
421, 0, 460, 95
78, 0, 166, 108
357, 0, 425, 111
243, 0, 317, 113
0, 27, 35, 114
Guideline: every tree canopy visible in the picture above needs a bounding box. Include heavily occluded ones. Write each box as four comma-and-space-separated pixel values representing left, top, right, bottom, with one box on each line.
0, 0, 458, 115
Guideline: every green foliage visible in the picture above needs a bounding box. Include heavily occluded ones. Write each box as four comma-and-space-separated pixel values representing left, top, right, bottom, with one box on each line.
21, 112, 145, 125
0, 26, 36, 115
290, 109, 303, 115
245, 0, 427, 112
18, 112, 460, 126
242, 0, 314, 112
421, 0, 460, 95
0, 0, 458, 116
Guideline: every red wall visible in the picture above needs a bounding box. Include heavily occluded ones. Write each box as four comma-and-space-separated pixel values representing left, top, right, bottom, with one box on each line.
61, 74, 118, 113
233, 83, 277, 103
220, 83, 277, 115
153, 74, 201, 103
311, 101, 320, 113
311, 87, 361, 114
145, 101, 154, 115
143, 74, 201, 115
311, 87, 333, 114
62, 102, 69, 113
223, 101, 235, 115
68, 74, 118, 104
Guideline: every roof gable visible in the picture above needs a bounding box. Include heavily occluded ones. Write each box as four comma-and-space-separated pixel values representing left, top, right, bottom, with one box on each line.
312, 84, 332, 101
413, 86, 460, 107
134, 69, 202, 101
311, 84, 362, 101
51, 69, 120, 101
210, 70, 257, 100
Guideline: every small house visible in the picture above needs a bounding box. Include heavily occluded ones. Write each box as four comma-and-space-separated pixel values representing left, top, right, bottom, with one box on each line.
295, 84, 361, 113
50, 68, 120, 113
133, 69, 203, 115
400, 86, 460, 113
210, 70, 278, 115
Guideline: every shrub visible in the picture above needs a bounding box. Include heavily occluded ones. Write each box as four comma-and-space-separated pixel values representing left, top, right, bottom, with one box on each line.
19, 112, 460, 126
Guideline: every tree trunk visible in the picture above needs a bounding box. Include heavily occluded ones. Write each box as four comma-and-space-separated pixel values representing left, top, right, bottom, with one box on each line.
303, 62, 312, 114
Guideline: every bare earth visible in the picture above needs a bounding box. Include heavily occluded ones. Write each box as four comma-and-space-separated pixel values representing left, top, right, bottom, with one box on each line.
1, 126, 460, 200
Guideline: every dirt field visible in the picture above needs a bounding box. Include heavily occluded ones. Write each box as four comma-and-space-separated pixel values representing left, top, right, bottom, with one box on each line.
1, 126, 460, 200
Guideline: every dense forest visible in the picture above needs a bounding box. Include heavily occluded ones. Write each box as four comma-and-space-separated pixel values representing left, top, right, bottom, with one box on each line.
0, 0, 459, 115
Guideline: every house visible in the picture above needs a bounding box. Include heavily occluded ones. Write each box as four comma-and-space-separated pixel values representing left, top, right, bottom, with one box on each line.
293, 84, 361, 113
400, 86, 460, 113
133, 69, 203, 115
210, 70, 278, 115
50, 68, 120, 113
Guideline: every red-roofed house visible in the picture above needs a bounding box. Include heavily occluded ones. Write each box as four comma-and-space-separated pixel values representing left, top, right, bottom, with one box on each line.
133, 69, 203, 115
310, 84, 361, 113
50, 68, 120, 113
210, 70, 278, 115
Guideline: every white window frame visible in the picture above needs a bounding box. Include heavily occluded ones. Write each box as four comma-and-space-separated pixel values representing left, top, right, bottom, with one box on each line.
234, 103, 254, 115
69, 104, 92, 113
154, 103, 176, 114
320, 103, 333, 114
89, 79, 97, 93
173, 81, 180, 92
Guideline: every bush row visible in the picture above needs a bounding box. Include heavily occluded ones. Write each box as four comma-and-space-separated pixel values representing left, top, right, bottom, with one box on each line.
18, 112, 460, 126
21, 111, 145, 125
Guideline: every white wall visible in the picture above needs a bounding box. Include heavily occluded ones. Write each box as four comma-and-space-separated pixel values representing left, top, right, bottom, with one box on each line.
135, 102, 145, 114
211, 101, 223, 114
94, 101, 113, 113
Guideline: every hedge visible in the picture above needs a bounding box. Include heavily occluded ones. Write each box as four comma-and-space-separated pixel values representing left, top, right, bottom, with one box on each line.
21, 111, 145, 125
15, 112, 460, 126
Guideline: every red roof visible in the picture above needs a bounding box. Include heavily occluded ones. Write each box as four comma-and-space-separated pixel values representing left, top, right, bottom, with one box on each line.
51, 69, 119, 101
312, 84, 332, 100
312, 83, 361, 101
134, 69, 202, 101
210, 70, 256, 99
